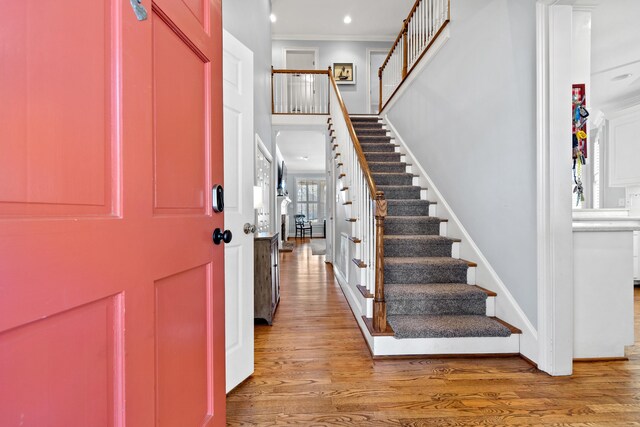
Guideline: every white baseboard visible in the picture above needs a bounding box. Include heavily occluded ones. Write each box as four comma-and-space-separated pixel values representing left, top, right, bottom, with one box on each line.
372, 334, 520, 357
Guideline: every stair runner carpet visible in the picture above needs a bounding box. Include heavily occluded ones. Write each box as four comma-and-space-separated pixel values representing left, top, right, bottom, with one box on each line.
350, 116, 512, 339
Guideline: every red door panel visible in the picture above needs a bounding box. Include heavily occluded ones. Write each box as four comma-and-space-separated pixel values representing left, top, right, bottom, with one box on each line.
155, 265, 211, 426
153, 14, 208, 214
0, 296, 123, 426
0, 0, 116, 216
0, 0, 225, 425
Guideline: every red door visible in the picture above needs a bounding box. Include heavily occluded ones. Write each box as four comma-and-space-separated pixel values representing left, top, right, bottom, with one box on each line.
0, 1, 226, 426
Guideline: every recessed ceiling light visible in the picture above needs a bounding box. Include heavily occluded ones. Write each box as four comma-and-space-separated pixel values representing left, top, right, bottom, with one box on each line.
612, 73, 632, 81
298, 156, 309, 161
343, 15, 352, 24
270, 13, 277, 23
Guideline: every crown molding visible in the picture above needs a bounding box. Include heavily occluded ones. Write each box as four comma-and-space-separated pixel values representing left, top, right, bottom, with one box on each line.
272, 33, 395, 42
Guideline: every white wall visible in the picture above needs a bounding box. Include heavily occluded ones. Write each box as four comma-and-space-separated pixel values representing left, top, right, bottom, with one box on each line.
223, 0, 272, 152
272, 39, 392, 114
224, 0, 274, 230
385, 0, 538, 325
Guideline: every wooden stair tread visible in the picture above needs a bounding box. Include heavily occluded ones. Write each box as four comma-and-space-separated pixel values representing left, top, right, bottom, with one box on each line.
474, 285, 497, 297
460, 259, 478, 268
362, 316, 395, 336
491, 317, 522, 334
352, 258, 367, 268
356, 285, 373, 298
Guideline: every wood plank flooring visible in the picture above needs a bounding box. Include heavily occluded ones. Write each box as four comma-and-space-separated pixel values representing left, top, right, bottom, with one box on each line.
227, 239, 640, 426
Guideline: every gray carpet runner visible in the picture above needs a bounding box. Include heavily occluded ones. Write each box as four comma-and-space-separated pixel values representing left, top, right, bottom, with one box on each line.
351, 116, 512, 339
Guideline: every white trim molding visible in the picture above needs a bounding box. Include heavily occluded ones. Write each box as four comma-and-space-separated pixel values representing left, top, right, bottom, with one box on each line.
273, 34, 396, 43
536, 2, 574, 376
365, 48, 389, 114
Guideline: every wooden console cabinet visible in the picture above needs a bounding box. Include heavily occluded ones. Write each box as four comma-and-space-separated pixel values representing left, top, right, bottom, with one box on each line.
254, 233, 280, 325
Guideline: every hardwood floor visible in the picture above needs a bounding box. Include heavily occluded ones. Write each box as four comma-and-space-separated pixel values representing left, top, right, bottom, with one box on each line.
227, 239, 640, 426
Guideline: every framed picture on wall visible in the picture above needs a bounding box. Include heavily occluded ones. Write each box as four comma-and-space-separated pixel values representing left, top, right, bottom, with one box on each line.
333, 63, 355, 84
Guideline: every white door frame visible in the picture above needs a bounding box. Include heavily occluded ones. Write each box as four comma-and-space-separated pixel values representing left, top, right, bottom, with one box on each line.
282, 47, 319, 70
366, 48, 389, 114
536, 1, 574, 376
256, 133, 274, 233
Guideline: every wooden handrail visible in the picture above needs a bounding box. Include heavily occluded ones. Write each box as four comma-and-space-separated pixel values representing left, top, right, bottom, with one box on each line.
380, 30, 404, 71
327, 68, 379, 201
328, 67, 387, 333
272, 69, 330, 75
380, 0, 421, 71
378, 0, 451, 113
402, 19, 409, 78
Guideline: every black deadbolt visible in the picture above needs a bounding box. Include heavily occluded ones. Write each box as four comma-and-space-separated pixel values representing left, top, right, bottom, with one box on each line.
213, 228, 232, 245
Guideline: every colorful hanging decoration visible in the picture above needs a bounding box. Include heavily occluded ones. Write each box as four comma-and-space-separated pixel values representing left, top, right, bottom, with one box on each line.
572, 84, 588, 207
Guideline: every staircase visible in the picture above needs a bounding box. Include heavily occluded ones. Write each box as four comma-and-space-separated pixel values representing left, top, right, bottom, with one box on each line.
349, 116, 521, 351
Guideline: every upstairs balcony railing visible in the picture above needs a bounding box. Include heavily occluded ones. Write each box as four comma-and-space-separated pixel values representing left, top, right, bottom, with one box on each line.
271, 68, 330, 115
379, 0, 450, 112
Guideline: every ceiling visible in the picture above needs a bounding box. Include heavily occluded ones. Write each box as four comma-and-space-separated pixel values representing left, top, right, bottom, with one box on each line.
276, 131, 326, 173
271, 0, 415, 41
589, 0, 640, 111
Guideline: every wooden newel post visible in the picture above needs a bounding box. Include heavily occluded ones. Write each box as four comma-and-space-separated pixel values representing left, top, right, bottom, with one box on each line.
402, 19, 408, 78
271, 66, 275, 114
327, 66, 332, 112
373, 191, 387, 333
378, 67, 383, 114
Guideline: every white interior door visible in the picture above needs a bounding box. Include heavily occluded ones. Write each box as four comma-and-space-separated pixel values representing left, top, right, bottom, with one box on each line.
285, 50, 317, 113
223, 30, 255, 393
285, 50, 316, 69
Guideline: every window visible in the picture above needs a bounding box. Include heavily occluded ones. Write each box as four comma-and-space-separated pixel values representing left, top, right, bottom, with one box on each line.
296, 179, 325, 221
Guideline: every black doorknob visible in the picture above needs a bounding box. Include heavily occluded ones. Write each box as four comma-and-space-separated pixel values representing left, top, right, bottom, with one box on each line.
212, 228, 232, 245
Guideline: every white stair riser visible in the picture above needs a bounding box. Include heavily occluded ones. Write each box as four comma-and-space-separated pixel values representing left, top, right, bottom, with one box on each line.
467, 266, 476, 285
451, 241, 460, 259
439, 221, 447, 236
486, 295, 496, 316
